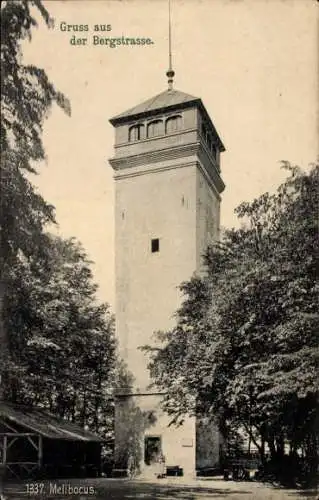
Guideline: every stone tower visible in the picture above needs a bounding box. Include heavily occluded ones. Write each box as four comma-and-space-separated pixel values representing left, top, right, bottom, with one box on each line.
109, 87, 225, 477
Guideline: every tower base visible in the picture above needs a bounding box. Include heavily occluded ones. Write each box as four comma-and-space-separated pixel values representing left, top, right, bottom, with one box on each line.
114, 393, 196, 478
114, 393, 222, 478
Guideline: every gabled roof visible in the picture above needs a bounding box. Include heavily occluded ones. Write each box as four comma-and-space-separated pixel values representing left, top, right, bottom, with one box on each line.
0, 401, 103, 442
110, 89, 199, 124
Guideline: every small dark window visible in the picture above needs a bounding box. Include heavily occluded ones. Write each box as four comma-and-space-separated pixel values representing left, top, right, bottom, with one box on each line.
151, 238, 159, 253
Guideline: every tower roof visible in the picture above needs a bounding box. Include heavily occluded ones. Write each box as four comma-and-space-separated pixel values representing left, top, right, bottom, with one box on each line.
110, 89, 199, 124
110, 88, 225, 151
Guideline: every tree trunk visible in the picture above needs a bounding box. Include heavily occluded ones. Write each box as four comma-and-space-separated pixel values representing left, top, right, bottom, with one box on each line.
93, 363, 102, 433
276, 434, 285, 459
81, 390, 87, 427
0, 278, 8, 401
267, 435, 277, 460
260, 434, 266, 464
243, 423, 263, 456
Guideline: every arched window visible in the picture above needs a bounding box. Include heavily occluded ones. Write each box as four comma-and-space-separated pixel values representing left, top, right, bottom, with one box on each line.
165, 115, 182, 134
129, 124, 144, 142
147, 120, 163, 138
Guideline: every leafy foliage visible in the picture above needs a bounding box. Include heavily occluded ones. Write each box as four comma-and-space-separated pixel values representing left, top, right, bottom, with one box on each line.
1, 0, 70, 268
145, 163, 318, 478
113, 361, 158, 474
1, 2, 116, 442
1, 1, 71, 383
4, 235, 116, 437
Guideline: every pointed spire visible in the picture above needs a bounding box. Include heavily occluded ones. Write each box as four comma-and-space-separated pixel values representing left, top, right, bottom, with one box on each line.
166, 0, 175, 91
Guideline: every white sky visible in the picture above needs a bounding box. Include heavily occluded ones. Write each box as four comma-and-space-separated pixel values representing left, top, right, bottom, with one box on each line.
23, 0, 318, 308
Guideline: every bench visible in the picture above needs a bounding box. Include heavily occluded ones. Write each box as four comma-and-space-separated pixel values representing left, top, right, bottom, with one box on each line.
112, 468, 129, 478
166, 465, 183, 477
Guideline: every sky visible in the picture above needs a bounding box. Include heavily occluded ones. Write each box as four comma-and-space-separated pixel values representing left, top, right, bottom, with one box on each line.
22, 0, 318, 308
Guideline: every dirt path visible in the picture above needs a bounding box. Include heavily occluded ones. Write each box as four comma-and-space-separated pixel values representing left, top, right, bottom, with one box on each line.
3, 477, 318, 500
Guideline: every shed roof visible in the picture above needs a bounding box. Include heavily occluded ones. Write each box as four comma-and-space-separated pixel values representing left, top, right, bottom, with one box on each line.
0, 402, 103, 442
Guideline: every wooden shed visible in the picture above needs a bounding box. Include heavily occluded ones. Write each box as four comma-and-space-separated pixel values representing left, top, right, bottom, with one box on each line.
0, 402, 104, 480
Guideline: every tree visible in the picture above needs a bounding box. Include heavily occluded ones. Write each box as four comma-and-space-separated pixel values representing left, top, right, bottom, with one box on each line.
0, 0, 70, 391
1, 2, 117, 443
4, 235, 116, 437
1, 3, 116, 441
144, 163, 318, 481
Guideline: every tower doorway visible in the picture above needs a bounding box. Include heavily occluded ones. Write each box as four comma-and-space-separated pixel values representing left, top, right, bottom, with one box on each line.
144, 436, 162, 465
